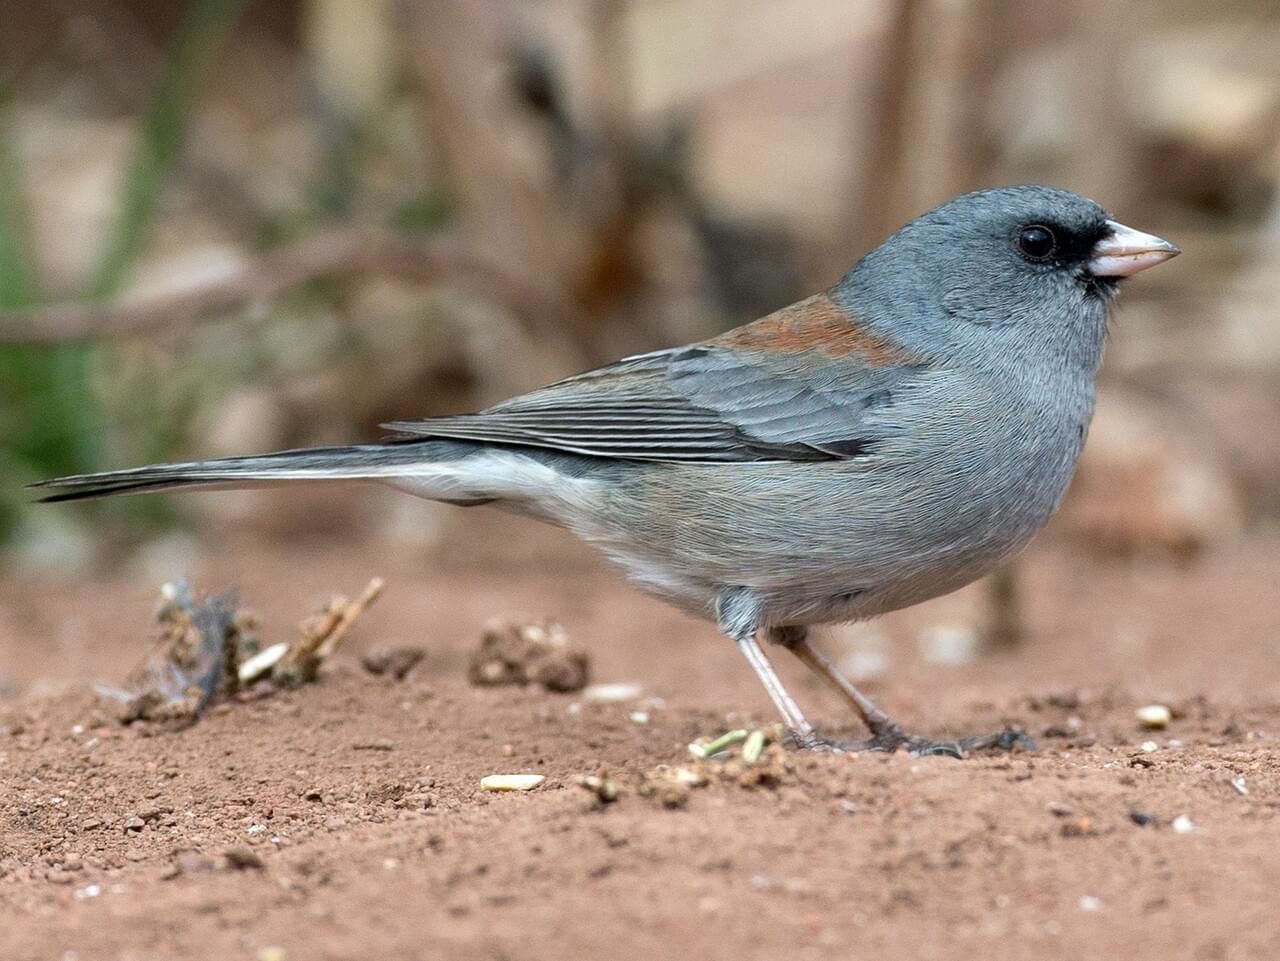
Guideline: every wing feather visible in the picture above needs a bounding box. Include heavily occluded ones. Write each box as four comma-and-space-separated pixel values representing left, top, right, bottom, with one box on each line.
383, 336, 927, 462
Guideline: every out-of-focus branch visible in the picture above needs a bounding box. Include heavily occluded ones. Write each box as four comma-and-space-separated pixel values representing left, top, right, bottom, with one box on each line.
0, 228, 587, 345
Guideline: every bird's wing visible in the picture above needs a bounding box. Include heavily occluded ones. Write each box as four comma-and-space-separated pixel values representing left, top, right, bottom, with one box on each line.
382, 293, 930, 462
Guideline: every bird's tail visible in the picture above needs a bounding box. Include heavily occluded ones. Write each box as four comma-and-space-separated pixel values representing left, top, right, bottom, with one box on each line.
30, 442, 455, 503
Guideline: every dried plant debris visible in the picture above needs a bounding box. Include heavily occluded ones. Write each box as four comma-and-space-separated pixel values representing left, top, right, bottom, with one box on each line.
274, 578, 386, 686
107, 580, 247, 726
640, 727, 793, 807
468, 616, 589, 693
103, 577, 386, 726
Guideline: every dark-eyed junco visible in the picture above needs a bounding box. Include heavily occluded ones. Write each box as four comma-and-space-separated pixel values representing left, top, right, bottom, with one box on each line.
36, 186, 1180, 756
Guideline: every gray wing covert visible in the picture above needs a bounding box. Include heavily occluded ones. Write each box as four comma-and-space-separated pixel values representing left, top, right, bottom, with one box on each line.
381, 346, 923, 462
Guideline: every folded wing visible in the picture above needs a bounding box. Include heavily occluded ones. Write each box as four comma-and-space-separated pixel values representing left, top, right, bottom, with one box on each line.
383, 294, 928, 463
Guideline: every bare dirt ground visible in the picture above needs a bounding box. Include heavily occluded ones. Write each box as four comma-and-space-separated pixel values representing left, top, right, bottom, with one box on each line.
1, 505, 1278, 961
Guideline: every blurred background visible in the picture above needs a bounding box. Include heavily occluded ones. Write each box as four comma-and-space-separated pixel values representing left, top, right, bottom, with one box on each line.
0, 0, 1277, 581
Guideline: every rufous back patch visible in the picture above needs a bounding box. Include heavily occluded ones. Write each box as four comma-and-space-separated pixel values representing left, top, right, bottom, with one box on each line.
704, 294, 915, 365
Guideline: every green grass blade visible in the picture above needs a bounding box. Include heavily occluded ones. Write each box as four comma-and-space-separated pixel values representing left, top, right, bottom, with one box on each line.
89, 0, 249, 300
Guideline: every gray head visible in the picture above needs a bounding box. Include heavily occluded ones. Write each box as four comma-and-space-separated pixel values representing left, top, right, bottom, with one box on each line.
834, 185, 1179, 374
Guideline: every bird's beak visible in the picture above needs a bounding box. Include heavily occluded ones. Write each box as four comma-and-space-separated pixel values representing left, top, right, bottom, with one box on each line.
1088, 220, 1181, 277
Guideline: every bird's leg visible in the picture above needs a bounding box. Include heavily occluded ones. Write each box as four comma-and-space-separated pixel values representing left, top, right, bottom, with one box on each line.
716, 590, 830, 751
768, 626, 1034, 758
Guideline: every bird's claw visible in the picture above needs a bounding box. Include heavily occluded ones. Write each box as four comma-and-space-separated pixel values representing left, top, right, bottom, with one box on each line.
789, 724, 1034, 759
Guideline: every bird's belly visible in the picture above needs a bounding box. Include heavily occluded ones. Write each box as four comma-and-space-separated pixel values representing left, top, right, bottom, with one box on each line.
584, 452, 1075, 626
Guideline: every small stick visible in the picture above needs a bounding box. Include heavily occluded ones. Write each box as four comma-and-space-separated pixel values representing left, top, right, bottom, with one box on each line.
315, 577, 386, 660
276, 577, 386, 684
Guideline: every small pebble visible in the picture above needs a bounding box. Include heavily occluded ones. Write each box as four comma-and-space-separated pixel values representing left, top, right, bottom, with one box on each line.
480, 774, 545, 792
576, 774, 619, 804
1136, 705, 1172, 730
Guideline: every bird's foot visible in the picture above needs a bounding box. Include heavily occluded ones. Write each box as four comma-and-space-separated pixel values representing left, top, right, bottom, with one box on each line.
789, 729, 848, 753
790, 721, 1034, 758
851, 719, 1035, 758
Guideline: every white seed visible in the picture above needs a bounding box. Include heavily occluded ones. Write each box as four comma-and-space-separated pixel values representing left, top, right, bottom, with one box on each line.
1141, 741, 1159, 753
480, 774, 545, 792
1171, 814, 1197, 834
582, 682, 644, 703
238, 642, 290, 683
1079, 895, 1103, 912
1231, 776, 1249, 796
628, 711, 650, 724
741, 729, 766, 764
1136, 704, 1172, 729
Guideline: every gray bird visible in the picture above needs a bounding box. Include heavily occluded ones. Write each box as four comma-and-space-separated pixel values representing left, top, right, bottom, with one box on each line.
35, 185, 1180, 756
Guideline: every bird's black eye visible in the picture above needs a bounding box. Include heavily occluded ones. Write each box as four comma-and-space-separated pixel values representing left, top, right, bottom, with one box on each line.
1016, 224, 1057, 261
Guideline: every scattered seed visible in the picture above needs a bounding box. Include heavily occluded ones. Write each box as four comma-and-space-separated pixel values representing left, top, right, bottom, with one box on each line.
1171, 814, 1197, 834
1079, 895, 1103, 912
1136, 705, 1171, 730
688, 729, 748, 759
582, 683, 644, 703
741, 729, 767, 764
480, 774, 545, 792
1230, 776, 1249, 796
1129, 809, 1156, 827
237, 643, 289, 684
628, 711, 650, 725
1141, 741, 1159, 753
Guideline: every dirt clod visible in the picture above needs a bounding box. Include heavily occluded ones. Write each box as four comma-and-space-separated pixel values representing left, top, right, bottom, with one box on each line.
468, 616, 589, 693
360, 645, 426, 680
223, 847, 264, 871
105, 578, 385, 729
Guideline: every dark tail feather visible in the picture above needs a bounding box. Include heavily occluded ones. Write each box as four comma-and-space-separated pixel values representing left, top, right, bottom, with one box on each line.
30, 443, 434, 503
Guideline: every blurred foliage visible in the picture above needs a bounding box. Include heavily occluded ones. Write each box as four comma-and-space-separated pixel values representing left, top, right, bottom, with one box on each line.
0, 107, 97, 540
0, 0, 249, 541
0, 0, 1276, 559
89, 0, 249, 300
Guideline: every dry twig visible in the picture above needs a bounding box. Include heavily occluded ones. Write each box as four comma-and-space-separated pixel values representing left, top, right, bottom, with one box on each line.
0, 229, 584, 345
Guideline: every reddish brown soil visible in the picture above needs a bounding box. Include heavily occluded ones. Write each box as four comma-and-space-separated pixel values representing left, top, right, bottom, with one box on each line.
2, 507, 1279, 961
